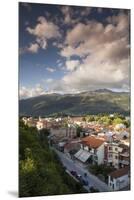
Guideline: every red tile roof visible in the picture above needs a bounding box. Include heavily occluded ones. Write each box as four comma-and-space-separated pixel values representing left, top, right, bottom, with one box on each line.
109, 166, 129, 178
82, 135, 105, 149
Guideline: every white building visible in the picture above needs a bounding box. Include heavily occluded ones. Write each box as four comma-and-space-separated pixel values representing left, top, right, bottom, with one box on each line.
108, 167, 130, 191
36, 116, 47, 130
104, 142, 123, 169
75, 135, 105, 164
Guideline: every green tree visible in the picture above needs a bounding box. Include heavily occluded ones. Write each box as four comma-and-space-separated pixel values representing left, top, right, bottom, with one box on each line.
113, 117, 124, 125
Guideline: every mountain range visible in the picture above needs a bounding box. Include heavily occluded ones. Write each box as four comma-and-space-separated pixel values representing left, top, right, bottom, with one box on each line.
19, 89, 130, 116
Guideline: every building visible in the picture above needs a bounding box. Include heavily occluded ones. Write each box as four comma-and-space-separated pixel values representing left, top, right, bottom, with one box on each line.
50, 126, 77, 139
36, 120, 47, 130
108, 167, 130, 191
104, 142, 123, 169
104, 141, 130, 169
119, 144, 130, 168
36, 116, 48, 130
74, 135, 105, 164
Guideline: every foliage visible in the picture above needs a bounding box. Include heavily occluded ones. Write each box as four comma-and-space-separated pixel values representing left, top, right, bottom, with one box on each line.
19, 121, 86, 197
89, 164, 115, 183
19, 91, 130, 116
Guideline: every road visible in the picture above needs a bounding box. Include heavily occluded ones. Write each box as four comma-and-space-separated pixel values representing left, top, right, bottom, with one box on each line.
53, 148, 110, 192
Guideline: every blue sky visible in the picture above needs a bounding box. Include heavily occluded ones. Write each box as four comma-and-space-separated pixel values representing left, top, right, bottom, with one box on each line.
19, 3, 130, 99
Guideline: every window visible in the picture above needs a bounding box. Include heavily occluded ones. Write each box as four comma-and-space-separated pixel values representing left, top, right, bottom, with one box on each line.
115, 148, 118, 151
115, 155, 118, 159
109, 153, 112, 158
109, 146, 112, 150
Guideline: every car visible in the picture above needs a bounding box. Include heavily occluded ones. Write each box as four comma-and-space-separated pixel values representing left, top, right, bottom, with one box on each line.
76, 174, 82, 180
70, 170, 77, 177
81, 179, 88, 186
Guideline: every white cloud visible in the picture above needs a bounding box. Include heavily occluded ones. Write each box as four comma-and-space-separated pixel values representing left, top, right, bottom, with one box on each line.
60, 6, 72, 24
46, 78, 53, 83
60, 6, 81, 25
57, 12, 130, 92
46, 67, 55, 73
19, 84, 46, 99
27, 43, 39, 53
26, 16, 61, 50
65, 60, 80, 71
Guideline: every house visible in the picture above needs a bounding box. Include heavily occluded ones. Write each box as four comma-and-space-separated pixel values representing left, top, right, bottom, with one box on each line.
108, 166, 130, 191
50, 126, 77, 139
118, 144, 130, 168
36, 116, 48, 130
22, 117, 37, 127
104, 141, 130, 169
70, 117, 83, 125
104, 142, 123, 169
22, 117, 28, 125
75, 135, 105, 164
114, 123, 126, 131
36, 120, 47, 130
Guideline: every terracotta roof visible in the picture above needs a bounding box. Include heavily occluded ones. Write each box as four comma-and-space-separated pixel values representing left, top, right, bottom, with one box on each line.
81, 135, 105, 149
109, 166, 129, 178
71, 117, 83, 121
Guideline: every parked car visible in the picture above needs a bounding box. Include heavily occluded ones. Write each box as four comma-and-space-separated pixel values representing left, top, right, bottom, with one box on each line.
80, 179, 88, 186
76, 174, 82, 180
70, 170, 77, 177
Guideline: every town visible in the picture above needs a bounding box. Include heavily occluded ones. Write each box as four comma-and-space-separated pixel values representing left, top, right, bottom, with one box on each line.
21, 113, 130, 192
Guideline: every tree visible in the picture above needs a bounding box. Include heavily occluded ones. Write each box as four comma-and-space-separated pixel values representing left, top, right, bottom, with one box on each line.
113, 117, 124, 125
87, 115, 95, 122
19, 119, 86, 197
82, 117, 86, 122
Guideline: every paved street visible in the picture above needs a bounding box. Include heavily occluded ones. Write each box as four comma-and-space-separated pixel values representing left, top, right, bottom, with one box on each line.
54, 148, 110, 192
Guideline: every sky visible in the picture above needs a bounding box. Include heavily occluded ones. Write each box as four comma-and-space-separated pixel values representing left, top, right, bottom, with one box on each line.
19, 2, 130, 99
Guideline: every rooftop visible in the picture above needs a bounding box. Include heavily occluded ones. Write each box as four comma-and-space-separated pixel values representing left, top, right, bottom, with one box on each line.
109, 166, 130, 178
82, 135, 105, 149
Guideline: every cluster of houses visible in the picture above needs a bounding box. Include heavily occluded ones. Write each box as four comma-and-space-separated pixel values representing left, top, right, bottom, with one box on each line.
22, 115, 130, 191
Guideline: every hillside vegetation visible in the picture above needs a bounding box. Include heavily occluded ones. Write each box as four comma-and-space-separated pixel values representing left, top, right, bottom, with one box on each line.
19, 121, 87, 197
19, 90, 130, 116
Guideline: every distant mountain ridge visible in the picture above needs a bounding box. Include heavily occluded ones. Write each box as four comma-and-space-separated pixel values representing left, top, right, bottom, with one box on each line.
19, 89, 130, 116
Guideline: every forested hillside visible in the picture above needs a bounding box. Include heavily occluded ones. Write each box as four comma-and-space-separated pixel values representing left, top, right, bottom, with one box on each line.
19, 90, 130, 116
19, 121, 87, 197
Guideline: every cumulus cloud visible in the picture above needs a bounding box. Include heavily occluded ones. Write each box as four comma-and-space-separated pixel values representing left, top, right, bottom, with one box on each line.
19, 84, 46, 99
58, 12, 130, 92
19, 43, 39, 54
27, 43, 39, 53
26, 16, 61, 50
65, 60, 80, 71
60, 6, 81, 25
